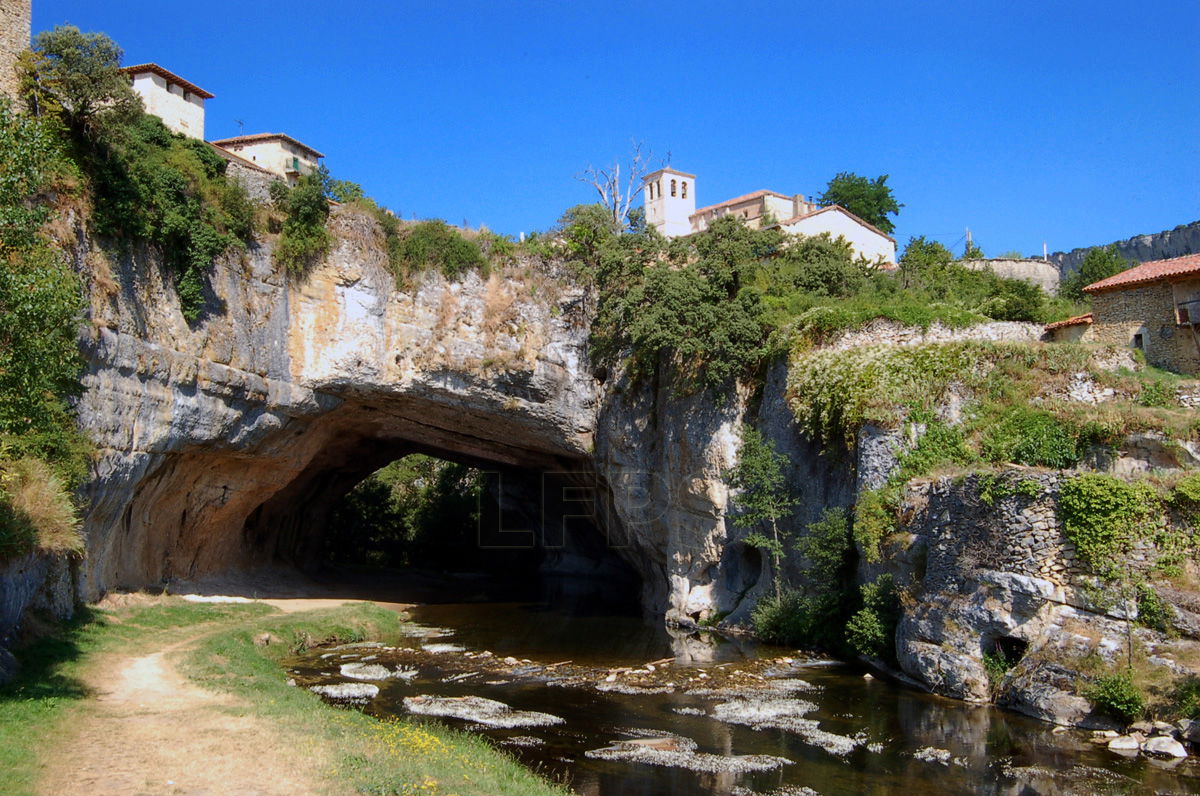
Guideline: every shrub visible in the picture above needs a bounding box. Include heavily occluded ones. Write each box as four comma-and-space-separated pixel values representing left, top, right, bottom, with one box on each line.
1085, 671, 1145, 723
0, 456, 81, 559
1135, 583, 1171, 632
845, 574, 899, 660
751, 589, 811, 646
1059, 474, 1159, 573
980, 406, 1082, 469
397, 220, 488, 281
852, 487, 898, 563
1137, 380, 1173, 408
1169, 676, 1200, 720
273, 167, 332, 275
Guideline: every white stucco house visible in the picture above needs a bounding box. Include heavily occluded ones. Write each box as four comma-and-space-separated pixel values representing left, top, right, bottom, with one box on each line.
122, 63, 213, 139
642, 168, 896, 265
210, 133, 325, 187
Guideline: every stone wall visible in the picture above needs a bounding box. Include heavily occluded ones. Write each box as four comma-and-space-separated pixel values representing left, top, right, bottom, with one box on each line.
1083, 283, 1200, 375
0, 0, 31, 100
961, 258, 1060, 295
1051, 220, 1200, 275
884, 469, 1200, 726
824, 318, 1043, 351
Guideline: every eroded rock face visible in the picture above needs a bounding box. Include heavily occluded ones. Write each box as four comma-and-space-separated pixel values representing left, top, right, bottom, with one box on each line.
76, 209, 604, 599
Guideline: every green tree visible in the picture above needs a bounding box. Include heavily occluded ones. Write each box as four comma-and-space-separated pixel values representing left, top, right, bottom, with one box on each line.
273, 166, 333, 274
20, 26, 141, 140
729, 426, 798, 597
897, 235, 952, 290
1060, 245, 1130, 301
818, 172, 902, 234
0, 99, 85, 474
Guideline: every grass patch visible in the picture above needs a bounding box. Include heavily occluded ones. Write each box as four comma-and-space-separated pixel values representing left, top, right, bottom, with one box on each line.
0, 600, 272, 795
0, 599, 566, 796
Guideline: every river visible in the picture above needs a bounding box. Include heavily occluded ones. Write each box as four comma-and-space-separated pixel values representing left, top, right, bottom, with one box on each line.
287, 577, 1199, 795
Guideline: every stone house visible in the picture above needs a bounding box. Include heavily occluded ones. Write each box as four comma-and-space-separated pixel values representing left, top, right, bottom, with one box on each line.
122, 63, 213, 139
642, 167, 896, 264
1045, 253, 1200, 374
210, 133, 324, 187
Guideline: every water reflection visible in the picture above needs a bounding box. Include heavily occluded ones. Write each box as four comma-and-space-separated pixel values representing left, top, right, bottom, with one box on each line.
292, 583, 1199, 796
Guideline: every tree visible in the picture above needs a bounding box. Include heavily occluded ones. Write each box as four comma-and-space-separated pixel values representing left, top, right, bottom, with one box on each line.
729, 426, 798, 598
818, 172, 902, 234
897, 235, 952, 290
20, 26, 141, 140
1060, 245, 1130, 301
576, 140, 653, 229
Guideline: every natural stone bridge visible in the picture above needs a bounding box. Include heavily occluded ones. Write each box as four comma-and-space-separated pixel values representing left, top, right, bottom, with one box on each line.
73, 209, 813, 623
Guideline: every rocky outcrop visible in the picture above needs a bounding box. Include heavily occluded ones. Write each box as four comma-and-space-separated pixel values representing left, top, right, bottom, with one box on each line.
1050, 220, 1200, 275
882, 470, 1199, 726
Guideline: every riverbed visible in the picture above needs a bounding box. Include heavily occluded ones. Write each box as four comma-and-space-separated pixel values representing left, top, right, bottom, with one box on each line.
287, 583, 1200, 795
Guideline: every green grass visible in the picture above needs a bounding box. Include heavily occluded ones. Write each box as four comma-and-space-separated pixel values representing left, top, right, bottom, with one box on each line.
0, 601, 272, 794
0, 599, 568, 796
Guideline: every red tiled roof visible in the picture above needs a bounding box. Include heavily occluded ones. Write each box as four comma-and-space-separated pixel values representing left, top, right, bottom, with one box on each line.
778, 204, 896, 243
692, 189, 790, 216
122, 63, 214, 99
1044, 312, 1094, 331
210, 133, 325, 159
1082, 253, 1200, 294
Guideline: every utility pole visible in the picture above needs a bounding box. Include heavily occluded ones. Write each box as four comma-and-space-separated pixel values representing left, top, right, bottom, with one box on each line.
965, 227, 973, 257
1043, 241, 1048, 261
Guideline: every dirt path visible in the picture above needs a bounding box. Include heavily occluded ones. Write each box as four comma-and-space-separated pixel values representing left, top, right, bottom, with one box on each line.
38, 613, 344, 796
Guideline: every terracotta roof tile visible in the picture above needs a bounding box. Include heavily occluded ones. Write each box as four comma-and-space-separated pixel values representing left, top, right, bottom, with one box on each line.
210, 133, 325, 159
1044, 312, 1094, 331
122, 63, 214, 99
1082, 253, 1200, 294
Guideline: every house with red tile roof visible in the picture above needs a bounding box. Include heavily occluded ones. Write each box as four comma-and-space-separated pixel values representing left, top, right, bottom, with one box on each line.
641, 168, 896, 264
210, 133, 324, 187
1045, 254, 1200, 373
122, 63, 214, 139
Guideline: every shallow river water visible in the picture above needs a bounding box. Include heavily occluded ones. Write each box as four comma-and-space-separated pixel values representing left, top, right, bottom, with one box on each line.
289, 584, 1200, 795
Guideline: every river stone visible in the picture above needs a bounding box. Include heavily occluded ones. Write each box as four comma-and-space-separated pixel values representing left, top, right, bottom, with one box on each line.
339, 662, 396, 681
1178, 719, 1200, 744
1142, 736, 1188, 758
403, 695, 564, 728
1107, 735, 1140, 752
585, 733, 792, 774
309, 682, 379, 701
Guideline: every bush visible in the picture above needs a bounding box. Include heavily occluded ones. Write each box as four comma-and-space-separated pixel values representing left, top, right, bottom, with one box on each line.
1135, 583, 1171, 632
845, 574, 899, 660
751, 589, 811, 646
272, 167, 332, 275
980, 406, 1083, 469
1059, 474, 1159, 573
1085, 671, 1145, 723
397, 220, 488, 281
0, 456, 81, 560
853, 487, 898, 563
1169, 676, 1200, 720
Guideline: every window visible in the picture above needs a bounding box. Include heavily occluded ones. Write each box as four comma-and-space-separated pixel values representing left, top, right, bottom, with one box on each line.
292, 156, 301, 171
681, 181, 688, 198
670, 179, 677, 197
1133, 332, 1146, 351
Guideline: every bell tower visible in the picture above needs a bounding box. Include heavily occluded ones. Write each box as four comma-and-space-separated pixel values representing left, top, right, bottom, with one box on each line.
642, 167, 696, 238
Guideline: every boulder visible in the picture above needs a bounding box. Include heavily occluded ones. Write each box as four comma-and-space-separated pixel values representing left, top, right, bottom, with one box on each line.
1107, 735, 1140, 753
1142, 736, 1188, 759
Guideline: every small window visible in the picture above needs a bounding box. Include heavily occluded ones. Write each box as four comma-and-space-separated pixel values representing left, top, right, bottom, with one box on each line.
183, 91, 191, 102
1133, 333, 1146, 351
681, 181, 688, 198
1179, 305, 1192, 324
670, 179, 677, 197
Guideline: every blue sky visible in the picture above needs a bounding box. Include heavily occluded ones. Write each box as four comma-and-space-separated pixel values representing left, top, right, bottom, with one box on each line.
33, 0, 1200, 256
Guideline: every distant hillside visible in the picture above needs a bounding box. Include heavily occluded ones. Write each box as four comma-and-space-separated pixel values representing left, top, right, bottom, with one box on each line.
1049, 220, 1200, 275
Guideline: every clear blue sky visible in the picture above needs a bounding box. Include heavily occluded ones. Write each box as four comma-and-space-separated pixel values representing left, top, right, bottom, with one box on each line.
33, 0, 1200, 257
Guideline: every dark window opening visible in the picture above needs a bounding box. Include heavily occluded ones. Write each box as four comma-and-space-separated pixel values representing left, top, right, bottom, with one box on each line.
670, 179, 677, 197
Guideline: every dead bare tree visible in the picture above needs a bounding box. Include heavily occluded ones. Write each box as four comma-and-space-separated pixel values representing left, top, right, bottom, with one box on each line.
576, 140, 656, 227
